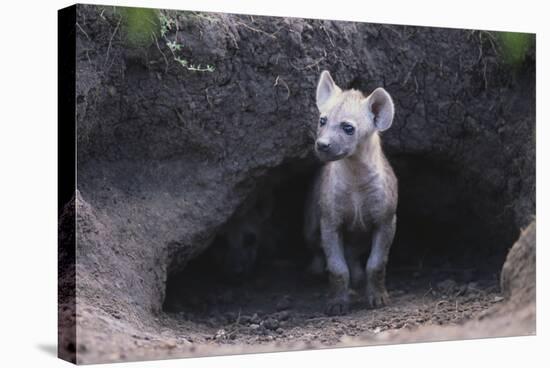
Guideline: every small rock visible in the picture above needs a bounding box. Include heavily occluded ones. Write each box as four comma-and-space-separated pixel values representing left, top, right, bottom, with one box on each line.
250, 313, 261, 324
437, 279, 457, 292
276, 295, 292, 311
165, 339, 177, 348
240, 315, 252, 324
276, 327, 284, 335
456, 284, 467, 296
249, 323, 260, 330
263, 317, 279, 330
494, 296, 504, 302
214, 329, 226, 340
277, 310, 290, 321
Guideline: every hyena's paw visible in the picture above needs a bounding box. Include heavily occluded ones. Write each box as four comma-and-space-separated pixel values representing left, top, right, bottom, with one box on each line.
325, 295, 350, 316
366, 288, 390, 309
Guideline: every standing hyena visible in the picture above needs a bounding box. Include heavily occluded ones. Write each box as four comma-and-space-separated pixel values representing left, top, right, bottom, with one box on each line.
304, 71, 398, 316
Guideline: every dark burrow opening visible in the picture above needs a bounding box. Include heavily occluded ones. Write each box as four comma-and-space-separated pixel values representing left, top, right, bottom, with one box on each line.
163, 155, 519, 317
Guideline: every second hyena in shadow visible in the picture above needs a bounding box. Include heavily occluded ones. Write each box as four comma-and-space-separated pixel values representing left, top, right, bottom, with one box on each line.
304, 71, 398, 316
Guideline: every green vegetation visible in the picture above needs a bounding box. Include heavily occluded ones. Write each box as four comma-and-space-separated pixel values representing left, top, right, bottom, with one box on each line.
158, 11, 215, 73
120, 7, 160, 48
174, 57, 215, 72
115, 7, 215, 73
496, 32, 534, 67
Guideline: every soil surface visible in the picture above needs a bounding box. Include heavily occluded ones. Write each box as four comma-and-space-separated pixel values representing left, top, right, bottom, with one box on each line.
162, 266, 503, 347
72, 262, 531, 364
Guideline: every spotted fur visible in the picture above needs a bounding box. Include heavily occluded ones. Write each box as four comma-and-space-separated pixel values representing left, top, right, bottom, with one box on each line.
304, 71, 398, 315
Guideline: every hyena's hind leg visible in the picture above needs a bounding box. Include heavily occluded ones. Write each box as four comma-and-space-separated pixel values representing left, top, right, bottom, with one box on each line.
307, 249, 326, 277
303, 183, 325, 278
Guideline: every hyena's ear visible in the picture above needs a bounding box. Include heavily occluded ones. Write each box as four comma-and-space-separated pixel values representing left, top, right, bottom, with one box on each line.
364, 87, 395, 131
316, 71, 341, 110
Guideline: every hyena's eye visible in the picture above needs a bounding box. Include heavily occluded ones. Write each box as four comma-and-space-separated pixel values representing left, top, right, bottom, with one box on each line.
341, 122, 355, 135
319, 116, 327, 126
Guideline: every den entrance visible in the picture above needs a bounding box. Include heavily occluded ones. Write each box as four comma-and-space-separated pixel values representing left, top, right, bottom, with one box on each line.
162, 155, 517, 342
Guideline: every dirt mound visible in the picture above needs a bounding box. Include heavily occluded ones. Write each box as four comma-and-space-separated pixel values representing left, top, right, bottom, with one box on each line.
500, 221, 536, 313
58, 4, 535, 364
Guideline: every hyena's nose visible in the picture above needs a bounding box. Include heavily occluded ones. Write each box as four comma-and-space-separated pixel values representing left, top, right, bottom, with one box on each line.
316, 140, 331, 152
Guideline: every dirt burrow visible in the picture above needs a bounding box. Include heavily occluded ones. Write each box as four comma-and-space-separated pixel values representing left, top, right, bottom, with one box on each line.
59, 4, 535, 364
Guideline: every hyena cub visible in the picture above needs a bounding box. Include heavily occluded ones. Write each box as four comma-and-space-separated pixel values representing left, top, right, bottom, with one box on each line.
304, 71, 398, 316
210, 192, 274, 280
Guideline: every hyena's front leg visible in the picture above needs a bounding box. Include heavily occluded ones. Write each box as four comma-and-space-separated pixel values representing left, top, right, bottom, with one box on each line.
320, 220, 350, 315
366, 215, 396, 308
